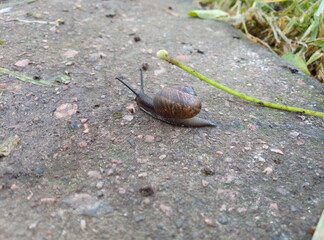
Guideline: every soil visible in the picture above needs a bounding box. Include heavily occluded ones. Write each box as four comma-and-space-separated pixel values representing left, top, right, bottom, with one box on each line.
0, 0, 323, 239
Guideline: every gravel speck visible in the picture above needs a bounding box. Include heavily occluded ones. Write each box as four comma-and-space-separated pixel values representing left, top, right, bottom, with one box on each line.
139, 186, 154, 197
290, 205, 297, 212
201, 167, 215, 176
128, 139, 136, 148
97, 191, 104, 198
175, 219, 183, 228
96, 181, 104, 189
218, 216, 229, 225
159, 154, 167, 160
135, 216, 146, 222
34, 167, 44, 176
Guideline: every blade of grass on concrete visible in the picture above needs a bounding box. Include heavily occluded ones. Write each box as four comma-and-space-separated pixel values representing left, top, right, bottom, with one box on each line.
0, 67, 54, 87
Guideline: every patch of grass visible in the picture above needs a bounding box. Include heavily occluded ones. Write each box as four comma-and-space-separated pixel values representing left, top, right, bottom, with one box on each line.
191, 0, 324, 82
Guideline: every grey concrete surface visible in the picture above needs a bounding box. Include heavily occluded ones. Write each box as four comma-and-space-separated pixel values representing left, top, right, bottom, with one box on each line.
0, 0, 323, 239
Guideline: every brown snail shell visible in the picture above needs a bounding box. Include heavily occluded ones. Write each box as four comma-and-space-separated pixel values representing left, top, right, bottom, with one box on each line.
153, 85, 201, 119
116, 69, 216, 127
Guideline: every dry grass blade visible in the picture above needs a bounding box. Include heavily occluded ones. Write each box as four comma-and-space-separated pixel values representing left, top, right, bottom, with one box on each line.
193, 0, 324, 82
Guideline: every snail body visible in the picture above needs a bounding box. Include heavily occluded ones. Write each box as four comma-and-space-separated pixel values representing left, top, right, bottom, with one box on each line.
116, 70, 216, 127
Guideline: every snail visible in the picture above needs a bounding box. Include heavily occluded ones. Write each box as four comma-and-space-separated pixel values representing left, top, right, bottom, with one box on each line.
116, 70, 216, 127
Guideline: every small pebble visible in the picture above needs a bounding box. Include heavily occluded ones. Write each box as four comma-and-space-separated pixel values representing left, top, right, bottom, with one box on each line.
276, 187, 289, 196
10, 183, 19, 190
270, 149, 284, 155
156, 224, 164, 230
87, 170, 102, 179
80, 219, 86, 231
107, 169, 114, 176
218, 216, 228, 225
65, 61, 74, 66
257, 156, 266, 162
201, 180, 209, 187
128, 139, 136, 148
159, 154, 167, 160
175, 219, 183, 228
204, 218, 214, 227
28, 220, 39, 230
289, 131, 300, 138
138, 172, 147, 178
68, 121, 80, 130
80, 118, 88, 124
224, 157, 233, 162
40, 198, 56, 204
97, 191, 104, 198
119, 188, 126, 194
290, 205, 297, 212
269, 203, 279, 211
144, 135, 155, 143
142, 198, 151, 205
123, 115, 134, 121
263, 167, 273, 175
159, 204, 173, 217
135, 216, 146, 222
96, 181, 104, 189
34, 167, 44, 176
78, 141, 88, 148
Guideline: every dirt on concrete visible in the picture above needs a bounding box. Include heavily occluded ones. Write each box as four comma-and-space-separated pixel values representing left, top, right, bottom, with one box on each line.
0, 0, 323, 239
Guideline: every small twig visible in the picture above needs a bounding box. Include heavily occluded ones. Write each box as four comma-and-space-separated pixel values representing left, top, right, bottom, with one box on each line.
156, 50, 324, 118
0, 17, 64, 25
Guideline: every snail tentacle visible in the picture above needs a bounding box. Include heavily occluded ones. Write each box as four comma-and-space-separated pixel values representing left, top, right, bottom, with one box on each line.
116, 77, 139, 96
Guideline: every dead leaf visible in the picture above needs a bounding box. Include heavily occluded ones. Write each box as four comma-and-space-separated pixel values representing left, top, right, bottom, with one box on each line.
63, 49, 79, 58
263, 167, 273, 175
14, 59, 30, 67
10, 183, 19, 190
247, 123, 258, 131
0, 135, 20, 157
269, 203, 279, 211
159, 204, 173, 217
126, 103, 136, 114
54, 103, 78, 118
40, 198, 57, 204
270, 149, 284, 155
144, 135, 155, 143
83, 123, 90, 133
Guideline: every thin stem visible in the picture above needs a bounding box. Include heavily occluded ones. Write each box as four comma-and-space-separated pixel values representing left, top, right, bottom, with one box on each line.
156, 50, 324, 118
0, 67, 53, 87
